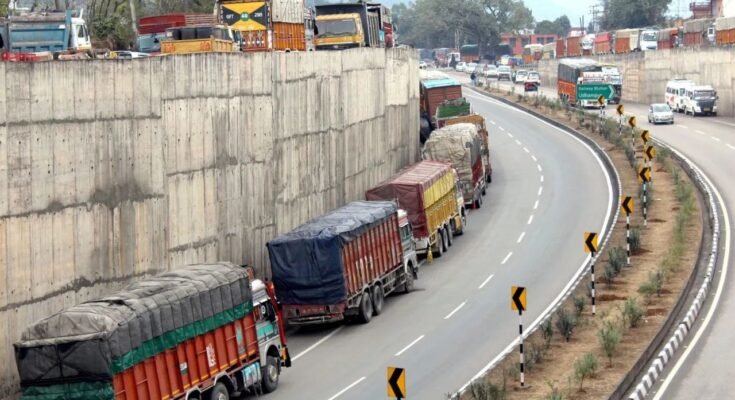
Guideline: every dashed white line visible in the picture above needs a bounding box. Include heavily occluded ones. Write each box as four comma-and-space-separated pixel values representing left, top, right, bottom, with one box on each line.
540, 175, 544, 183
531, 155, 537, 162
327, 377, 366, 400
292, 326, 344, 361
478, 274, 495, 289
711, 136, 721, 142
507, 132, 513, 138
695, 130, 706, 135
444, 301, 467, 320
499, 126, 506, 131
523, 147, 530, 153
727, 143, 735, 150
517, 232, 526, 243
395, 335, 425, 356
490, 120, 496, 125
527, 215, 534, 225
678, 124, 689, 129
533, 200, 539, 210
515, 139, 522, 145
502, 251, 513, 264
538, 186, 543, 196
537, 164, 543, 172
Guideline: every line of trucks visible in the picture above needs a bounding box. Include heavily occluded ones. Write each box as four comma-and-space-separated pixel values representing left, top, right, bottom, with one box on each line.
12, 71, 494, 400
1, 0, 395, 61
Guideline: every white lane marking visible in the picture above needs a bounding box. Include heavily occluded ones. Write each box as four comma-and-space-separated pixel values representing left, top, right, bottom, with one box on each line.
517, 232, 526, 243
459, 85, 615, 397
538, 186, 543, 196
501, 251, 513, 264
540, 175, 544, 183
292, 326, 344, 361
527, 215, 534, 225
327, 377, 366, 400
537, 164, 543, 172
727, 143, 735, 150
499, 126, 505, 131
678, 124, 689, 129
478, 274, 495, 289
490, 120, 496, 125
532, 155, 537, 162
652, 147, 731, 399
515, 139, 522, 145
444, 301, 467, 320
395, 335, 425, 356
534, 200, 539, 210
711, 136, 721, 142
695, 130, 706, 135
507, 132, 514, 138
524, 147, 530, 153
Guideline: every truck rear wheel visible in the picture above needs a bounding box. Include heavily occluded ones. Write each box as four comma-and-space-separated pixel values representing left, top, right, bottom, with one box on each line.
446, 224, 454, 247
441, 229, 449, 253
433, 230, 444, 258
401, 266, 415, 293
372, 285, 385, 315
262, 356, 280, 393
357, 291, 374, 323
206, 382, 229, 400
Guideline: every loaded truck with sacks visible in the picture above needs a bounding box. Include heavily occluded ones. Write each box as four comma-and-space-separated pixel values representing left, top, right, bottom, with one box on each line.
267, 201, 418, 325
14, 263, 290, 400
423, 123, 487, 209
366, 160, 466, 259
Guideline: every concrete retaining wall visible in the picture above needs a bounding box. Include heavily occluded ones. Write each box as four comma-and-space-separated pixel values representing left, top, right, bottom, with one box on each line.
538, 47, 735, 116
0, 48, 419, 397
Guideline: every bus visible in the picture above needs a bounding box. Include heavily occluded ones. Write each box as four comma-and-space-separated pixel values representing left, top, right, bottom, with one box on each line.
522, 43, 543, 65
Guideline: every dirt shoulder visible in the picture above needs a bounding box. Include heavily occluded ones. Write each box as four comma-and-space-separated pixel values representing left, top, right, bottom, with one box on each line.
461, 88, 704, 400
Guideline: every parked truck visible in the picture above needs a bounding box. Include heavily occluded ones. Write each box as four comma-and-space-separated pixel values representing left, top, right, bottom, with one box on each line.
14, 263, 290, 400
436, 105, 493, 183
419, 70, 463, 143
314, 0, 383, 49
423, 123, 487, 209
267, 201, 417, 325
136, 13, 217, 54
218, 0, 313, 51
367, 161, 465, 259
0, 10, 91, 59
161, 25, 241, 54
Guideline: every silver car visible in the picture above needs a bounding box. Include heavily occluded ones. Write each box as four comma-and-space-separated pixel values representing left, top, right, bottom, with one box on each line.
648, 103, 674, 125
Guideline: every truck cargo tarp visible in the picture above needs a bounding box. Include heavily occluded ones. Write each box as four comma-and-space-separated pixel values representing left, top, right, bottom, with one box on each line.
267, 201, 397, 305
14, 263, 252, 387
366, 161, 452, 239
423, 123, 481, 185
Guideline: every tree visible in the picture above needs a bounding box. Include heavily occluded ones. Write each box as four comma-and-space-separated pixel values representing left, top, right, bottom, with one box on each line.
534, 15, 571, 37
553, 15, 571, 37
601, 0, 672, 30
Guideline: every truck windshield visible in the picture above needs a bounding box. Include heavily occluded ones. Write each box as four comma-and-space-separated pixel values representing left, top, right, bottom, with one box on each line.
694, 91, 714, 99
642, 32, 657, 41
316, 19, 357, 37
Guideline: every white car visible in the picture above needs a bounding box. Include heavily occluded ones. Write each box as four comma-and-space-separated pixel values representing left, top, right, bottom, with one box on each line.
514, 70, 529, 84
419, 61, 428, 69
526, 71, 540, 84
484, 65, 499, 79
466, 62, 478, 74
107, 51, 151, 59
456, 62, 467, 72
648, 103, 674, 124
498, 65, 512, 81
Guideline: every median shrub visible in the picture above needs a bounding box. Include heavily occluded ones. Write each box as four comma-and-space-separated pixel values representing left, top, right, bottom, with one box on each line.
623, 297, 644, 328
574, 353, 598, 391
603, 263, 616, 288
469, 380, 506, 400
639, 270, 664, 302
608, 246, 626, 274
598, 320, 622, 367
555, 307, 576, 342
573, 295, 586, 318
629, 228, 641, 252
624, 145, 636, 168
542, 318, 554, 347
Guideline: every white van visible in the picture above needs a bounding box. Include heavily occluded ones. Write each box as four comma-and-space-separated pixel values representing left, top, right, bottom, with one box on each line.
681, 85, 718, 117
665, 79, 695, 113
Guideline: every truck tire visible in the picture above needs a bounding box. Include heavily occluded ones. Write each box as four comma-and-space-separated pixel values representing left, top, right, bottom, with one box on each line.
357, 291, 374, 323
371, 285, 385, 316
441, 229, 449, 253
206, 382, 229, 400
446, 224, 454, 247
433, 230, 444, 258
401, 266, 415, 293
262, 356, 280, 393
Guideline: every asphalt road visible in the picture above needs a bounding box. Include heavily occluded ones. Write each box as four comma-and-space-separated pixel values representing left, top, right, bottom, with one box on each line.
253, 82, 614, 399
478, 74, 735, 399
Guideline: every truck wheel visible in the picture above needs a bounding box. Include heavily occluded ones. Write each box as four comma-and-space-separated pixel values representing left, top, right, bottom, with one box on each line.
262, 356, 280, 393
482, 186, 487, 196
206, 382, 229, 400
357, 291, 374, 323
371, 285, 385, 316
446, 224, 454, 247
433, 230, 444, 258
441, 229, 449, 253
401, 266, 415, 293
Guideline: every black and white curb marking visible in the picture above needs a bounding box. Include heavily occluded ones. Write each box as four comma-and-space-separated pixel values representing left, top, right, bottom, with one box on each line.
627, 142, 721, 400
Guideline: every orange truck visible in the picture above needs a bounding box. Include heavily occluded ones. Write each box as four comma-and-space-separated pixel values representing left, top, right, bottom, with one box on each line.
15, 263, 291, 400
218, 0, 314, 51
716, 17, 735, 45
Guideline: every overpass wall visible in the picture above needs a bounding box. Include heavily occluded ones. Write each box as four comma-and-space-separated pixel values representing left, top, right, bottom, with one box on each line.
538, 47, 734, 116
0, 48, 419, 396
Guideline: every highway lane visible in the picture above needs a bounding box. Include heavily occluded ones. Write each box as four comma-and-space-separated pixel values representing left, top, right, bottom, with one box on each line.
475, 75, 735, 398
253, 86, 614, 399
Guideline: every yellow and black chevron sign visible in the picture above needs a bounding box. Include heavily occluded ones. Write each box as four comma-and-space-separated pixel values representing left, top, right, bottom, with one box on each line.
220, 2, 269, 31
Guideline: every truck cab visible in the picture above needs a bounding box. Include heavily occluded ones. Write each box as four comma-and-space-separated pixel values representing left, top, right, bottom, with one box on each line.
315, 13, 363, 49
161, 25, 241, 54
70, 14, 92, 52
639, 28, 658, 50
251, 278, 291, 389
398, 209, 419, 287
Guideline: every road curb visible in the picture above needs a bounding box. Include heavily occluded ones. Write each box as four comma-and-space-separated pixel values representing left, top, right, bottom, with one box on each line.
456, 85, 622, 393
622, 139, 722, 400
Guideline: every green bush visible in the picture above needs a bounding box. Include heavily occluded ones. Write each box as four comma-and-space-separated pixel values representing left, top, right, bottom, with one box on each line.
545, 380, 565, 400
573, 295, 586, 318
603, 263, 616, 288
623, 297, 644, 328
608, 246, 626, 274
542, 318, 554, 347
574, 353, 598, 391
625, 145, 636, 168
598, 320, 621, 367
526, 343, 543, 370
629, 228, 641, 252
555, 308, 576, 342
639, 270, 664, 301
469, 380, 506, 400
657, 146, 672, 162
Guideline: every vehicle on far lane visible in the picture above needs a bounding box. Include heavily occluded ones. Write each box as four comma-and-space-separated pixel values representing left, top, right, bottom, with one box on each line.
497, 65, 512, 81
682, 85, 718, 116
466, 62, 478, 74
456, 61, 467, 72
484, 64, 498, 79
514, 69, 528, 84
648, 103, 675, 124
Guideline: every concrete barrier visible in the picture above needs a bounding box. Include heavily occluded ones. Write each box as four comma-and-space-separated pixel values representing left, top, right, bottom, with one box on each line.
539, 47, 734, 116
0, 48, 419, 397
